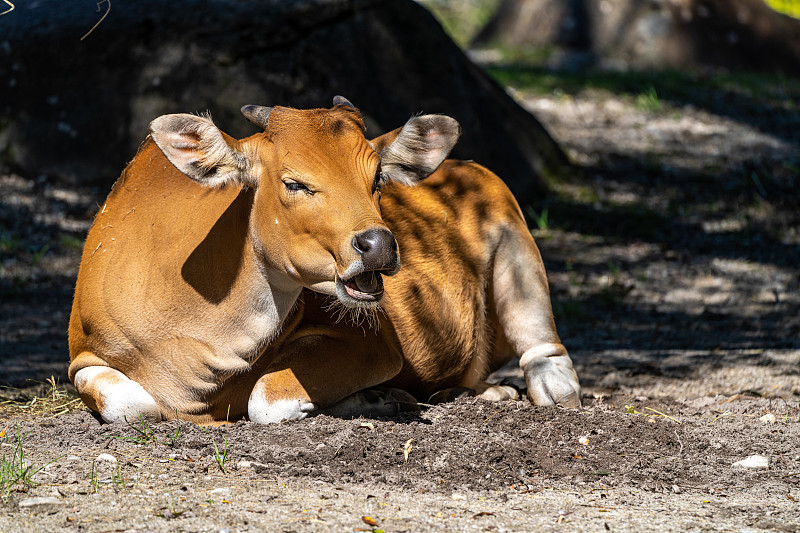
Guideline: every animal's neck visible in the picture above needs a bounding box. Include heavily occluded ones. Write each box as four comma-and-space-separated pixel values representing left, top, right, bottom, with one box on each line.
236, 231, 303, 346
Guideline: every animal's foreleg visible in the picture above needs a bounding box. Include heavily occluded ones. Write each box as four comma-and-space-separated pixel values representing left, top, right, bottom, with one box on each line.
72, 364, 163, 423
248, 328, 405, 424
491, 225, 581, 407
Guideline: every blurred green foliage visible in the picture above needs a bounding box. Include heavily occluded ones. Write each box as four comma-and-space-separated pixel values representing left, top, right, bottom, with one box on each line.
485, 65, 799, 115
764, 0, 800, 19
635, 85, 662, 112
418, 0, 501, 47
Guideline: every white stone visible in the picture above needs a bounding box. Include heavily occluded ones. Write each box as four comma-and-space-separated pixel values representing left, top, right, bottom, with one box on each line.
19, 497, 61, 509
732, 455, 769, 469
237, 460, 267, 469
759, 413, 777, 424
95, 453, 117, 464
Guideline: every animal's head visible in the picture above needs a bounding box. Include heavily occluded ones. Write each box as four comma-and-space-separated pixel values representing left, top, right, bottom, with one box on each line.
149, 96, 460, 308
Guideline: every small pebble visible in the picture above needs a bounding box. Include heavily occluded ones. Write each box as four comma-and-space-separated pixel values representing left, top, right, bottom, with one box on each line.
732, 455, 769, 469
578, 436, 590, 445
759, 413, 777, 424
95, 453, 117, 464
237, 460, 267, 468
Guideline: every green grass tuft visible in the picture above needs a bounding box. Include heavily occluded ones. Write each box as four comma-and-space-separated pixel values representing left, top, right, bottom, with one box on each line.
200, 406, 231, 473
635, 85, 662, 112
525, 205, 550, 231
1, 428, 63, 496
105, 412, 180, 447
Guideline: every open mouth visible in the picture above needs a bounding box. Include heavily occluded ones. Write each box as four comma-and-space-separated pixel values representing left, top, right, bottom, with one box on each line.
337, 270, 386, 303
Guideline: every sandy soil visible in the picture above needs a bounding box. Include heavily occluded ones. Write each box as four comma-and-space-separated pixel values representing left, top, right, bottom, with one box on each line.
1, 80, 799, 531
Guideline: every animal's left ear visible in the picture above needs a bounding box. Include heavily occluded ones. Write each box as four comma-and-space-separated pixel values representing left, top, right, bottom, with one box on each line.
378, 115, 460, 185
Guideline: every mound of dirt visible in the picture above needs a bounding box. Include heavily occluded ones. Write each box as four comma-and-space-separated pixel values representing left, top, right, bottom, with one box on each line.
1, 394, 798, 532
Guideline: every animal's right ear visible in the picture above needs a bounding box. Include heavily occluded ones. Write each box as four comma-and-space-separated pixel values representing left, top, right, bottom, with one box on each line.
150, 114, 253, 188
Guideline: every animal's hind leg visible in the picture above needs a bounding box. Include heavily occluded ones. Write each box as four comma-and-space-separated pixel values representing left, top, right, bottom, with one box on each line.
319, 387, 419, 419
72, 364, 162, 424
490, 223, 581, 407
427, 383, 518, 404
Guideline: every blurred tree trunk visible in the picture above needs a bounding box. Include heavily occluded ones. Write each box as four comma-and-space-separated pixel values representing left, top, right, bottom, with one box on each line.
473, 0, 800, 74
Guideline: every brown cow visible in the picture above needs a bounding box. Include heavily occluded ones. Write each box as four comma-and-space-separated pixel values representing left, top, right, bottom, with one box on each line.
68, 97, 580, 424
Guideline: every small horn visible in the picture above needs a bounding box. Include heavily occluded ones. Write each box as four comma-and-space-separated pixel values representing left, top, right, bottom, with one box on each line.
333, 95, 355, 108
241, 105, 273, 129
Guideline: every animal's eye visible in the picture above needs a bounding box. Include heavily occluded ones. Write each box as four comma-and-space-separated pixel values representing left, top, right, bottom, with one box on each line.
283, 180, 309, 193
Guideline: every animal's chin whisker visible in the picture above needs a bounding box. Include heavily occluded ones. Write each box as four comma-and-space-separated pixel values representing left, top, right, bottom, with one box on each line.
323, 296, 382, 332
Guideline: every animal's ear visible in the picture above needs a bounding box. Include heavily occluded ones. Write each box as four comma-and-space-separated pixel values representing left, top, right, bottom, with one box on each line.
369, 127, 402, 154
378, 115, 460, 185
150, 114, 252, 188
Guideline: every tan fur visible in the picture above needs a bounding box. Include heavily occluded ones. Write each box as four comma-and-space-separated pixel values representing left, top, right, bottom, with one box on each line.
69, 101, 578, 424
295, 159, 566, 401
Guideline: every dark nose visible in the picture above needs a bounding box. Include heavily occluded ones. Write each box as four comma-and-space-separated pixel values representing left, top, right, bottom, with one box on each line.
352, 229, 398, 270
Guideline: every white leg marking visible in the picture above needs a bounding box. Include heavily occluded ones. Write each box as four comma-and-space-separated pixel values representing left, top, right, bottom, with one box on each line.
247, 382, 316, 424
518, 343, 569, 369
73, 366, 161, 424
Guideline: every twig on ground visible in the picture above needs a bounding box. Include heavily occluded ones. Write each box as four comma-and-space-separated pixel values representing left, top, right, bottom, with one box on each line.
644, 407, 682, 424
403, 438, 413, 463
569, 95, 588, 128
675, 429, 684, 456
710, 412, 730, 424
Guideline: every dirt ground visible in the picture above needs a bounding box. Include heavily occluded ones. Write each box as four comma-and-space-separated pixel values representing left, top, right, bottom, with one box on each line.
2, 73, 799, 531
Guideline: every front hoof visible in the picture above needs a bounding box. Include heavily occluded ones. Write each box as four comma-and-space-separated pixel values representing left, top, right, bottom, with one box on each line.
523, 355, 582, 408
553, 389, 582, 409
